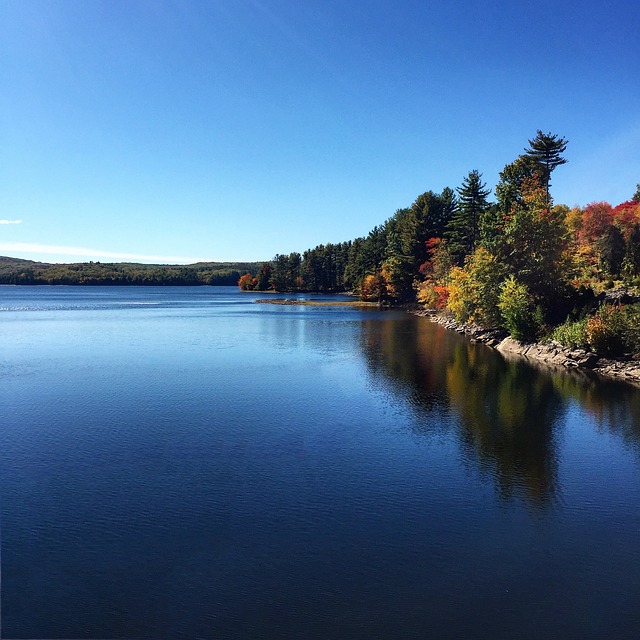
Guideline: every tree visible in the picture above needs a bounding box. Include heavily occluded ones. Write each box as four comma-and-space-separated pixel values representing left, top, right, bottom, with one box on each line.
495, 172, 572, 320
443, 247, 505, 326
579, 202, 613, 245
464, 247, 506, 326
495, 154, 540, 215
409, 189, 457, 245
270, 254, 290, 291
524, 130, 568, 205
446, 170, 491, 264
611, 201, 640, 238
478, 203, 503, 251
254, 263, 272, 290
238, 273, 256, 290
498, 276, 539, 341
360, 272, 384, 302
381, 222, 414, 300
596, 225, 625, 276
623, 224, 640, 278
415, 237, 453, 309
438, 187, 457, 236
633, 184, 640, 203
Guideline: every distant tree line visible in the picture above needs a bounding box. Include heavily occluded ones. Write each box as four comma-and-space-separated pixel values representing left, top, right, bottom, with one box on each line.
0, 258, 263, 286
239, 187, 457, 297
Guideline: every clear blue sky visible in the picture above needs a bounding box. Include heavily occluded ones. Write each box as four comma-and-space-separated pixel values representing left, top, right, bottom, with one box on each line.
1, 0, 639, 264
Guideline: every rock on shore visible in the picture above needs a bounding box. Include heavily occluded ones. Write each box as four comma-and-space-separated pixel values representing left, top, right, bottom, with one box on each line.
410, 309, 640, 386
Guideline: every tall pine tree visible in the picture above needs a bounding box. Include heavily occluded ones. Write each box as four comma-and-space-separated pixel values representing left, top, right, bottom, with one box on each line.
446, 170, 491, 264
524, 130, 568, 206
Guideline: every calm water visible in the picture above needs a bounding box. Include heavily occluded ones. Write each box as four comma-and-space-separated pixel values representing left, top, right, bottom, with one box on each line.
1, 286, 639, 639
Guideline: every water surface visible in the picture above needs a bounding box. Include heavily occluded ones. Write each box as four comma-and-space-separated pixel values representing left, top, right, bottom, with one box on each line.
2, 286, 639, 639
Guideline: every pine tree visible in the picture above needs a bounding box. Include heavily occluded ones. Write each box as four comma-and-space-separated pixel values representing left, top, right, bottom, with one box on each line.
446, 170, 491, 264
524, 130, 568, 205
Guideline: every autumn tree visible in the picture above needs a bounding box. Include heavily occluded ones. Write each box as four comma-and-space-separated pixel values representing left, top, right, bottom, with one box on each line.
494, 171, 572, 320
580, 202, 612, 240
611, 201, 640, 238
495, 154, 540, 215
415, 238, 453, 308
238, 273, 256, 290
360, 272, 384, 302
564, 206, 583, 241
445, 247, 505, 325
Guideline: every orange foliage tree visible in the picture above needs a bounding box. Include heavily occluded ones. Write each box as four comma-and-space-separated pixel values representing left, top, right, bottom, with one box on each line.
238, 273, 257, 290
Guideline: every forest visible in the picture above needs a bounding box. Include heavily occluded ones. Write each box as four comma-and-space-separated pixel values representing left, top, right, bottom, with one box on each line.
239, 131, 640, 356
0, 258, 262, 286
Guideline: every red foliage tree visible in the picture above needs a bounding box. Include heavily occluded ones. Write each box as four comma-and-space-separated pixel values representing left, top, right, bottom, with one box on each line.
579, 202, 613, 245
611, 201, 640, 238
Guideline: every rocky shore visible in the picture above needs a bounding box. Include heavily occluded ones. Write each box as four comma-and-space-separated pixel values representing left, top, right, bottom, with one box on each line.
411, 309, 640, 386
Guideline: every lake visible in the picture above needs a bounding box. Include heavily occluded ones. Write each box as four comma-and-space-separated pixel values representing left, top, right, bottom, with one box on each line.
1, 286, 639, 639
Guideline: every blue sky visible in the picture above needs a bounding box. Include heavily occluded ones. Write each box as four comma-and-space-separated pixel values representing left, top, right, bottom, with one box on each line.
1, 0, 639, 264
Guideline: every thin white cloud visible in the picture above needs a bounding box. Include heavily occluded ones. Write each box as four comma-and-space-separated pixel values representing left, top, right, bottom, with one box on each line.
0, 242, 214, 264
0, 219, 22, 225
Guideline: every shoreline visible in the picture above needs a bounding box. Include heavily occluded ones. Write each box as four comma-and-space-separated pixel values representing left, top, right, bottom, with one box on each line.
254, 298, 379, 307
410, 309, 640, 387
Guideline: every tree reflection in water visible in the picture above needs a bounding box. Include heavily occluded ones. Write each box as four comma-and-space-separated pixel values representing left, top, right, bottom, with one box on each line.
360, 314, 640, 507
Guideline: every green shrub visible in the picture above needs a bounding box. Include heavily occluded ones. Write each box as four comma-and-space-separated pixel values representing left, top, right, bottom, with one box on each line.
498, 276, 539, 341
552, 317, 589, 349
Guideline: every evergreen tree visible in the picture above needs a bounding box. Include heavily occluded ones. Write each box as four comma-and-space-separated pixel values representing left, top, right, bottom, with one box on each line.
632, 183, 640, 203
438, 187, 457, 236
270, 254, 292, 291
524, 130, 568, 205
409, 189, 456, 244
479, 203, 502, 250
596, 225, 625, 276
623, 224, 640, 277
446, 170, 491, 264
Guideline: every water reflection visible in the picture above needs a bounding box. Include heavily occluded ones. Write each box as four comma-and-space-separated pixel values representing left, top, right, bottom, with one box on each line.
360, 315, 640, 506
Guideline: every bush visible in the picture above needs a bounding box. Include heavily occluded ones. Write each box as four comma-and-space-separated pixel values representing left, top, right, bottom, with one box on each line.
552, 317, 588, 349
498, 276, 539, 341
585, 304, 632, 356
415, 279, 449, 308
624, 304, 640, 353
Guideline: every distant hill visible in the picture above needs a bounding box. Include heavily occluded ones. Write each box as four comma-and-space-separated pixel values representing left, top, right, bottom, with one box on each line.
0, 256, 264, 286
